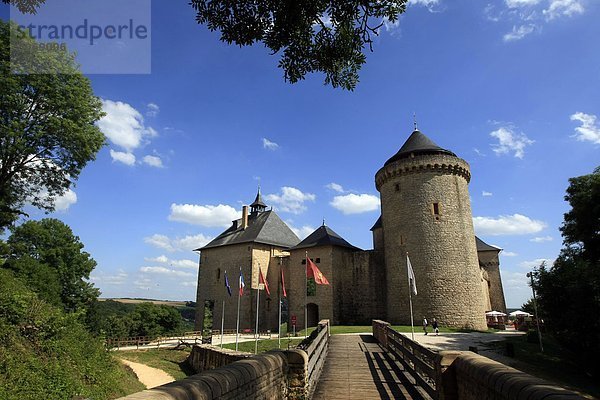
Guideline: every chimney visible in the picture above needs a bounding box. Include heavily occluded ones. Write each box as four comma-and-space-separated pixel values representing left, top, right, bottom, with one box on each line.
242, 206, 249, 229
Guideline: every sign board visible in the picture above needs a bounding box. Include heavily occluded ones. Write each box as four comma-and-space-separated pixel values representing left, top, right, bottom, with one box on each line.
291, 315, 297, 326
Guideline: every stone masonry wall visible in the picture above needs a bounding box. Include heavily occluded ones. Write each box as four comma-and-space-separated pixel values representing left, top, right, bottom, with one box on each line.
287, 247, 334, 328
187, 344, 250, 373
478, 250, 507, 313
335, 249, 386, 325
195, 243, 285, 332
375, 154, 488, 330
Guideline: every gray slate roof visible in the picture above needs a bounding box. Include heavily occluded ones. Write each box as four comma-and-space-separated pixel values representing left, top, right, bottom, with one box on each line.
198, 210, 300, 250
290, 225, 361, 251
370, 216, 382, 231
476, 236, 501, 252
385, 130, 456, 166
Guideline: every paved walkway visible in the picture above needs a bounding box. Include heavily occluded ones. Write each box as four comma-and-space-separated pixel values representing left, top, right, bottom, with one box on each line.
312, 334, 428, 400
119, 359, 175, 389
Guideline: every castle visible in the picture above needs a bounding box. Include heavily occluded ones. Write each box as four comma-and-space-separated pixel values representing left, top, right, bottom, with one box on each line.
194, 129, 507, 332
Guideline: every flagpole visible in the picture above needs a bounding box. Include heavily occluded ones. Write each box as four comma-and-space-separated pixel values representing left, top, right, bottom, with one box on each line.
235, 267, 241, 351
278, 266, 282, 349
254, 283, 260, 354
305, 251, 308, 339
220, 299, 225, 348
407, 253, 415, 341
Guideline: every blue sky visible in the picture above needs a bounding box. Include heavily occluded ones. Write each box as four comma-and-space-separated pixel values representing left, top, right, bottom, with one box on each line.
4, 0, 600, 308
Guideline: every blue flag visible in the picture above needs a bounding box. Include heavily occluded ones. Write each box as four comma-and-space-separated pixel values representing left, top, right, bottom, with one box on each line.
224, 270, 232, 296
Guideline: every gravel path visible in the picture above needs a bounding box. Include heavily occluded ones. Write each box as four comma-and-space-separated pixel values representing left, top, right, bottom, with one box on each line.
119, 359, 175, 389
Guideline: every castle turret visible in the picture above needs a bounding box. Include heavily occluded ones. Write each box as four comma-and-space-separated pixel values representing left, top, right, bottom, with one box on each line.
375, 129, 487, 330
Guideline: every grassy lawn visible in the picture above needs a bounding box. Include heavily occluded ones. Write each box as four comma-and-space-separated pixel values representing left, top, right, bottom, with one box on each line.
117, 349, 195, 380
222, 337, 304, 353
491, 335, 599, 399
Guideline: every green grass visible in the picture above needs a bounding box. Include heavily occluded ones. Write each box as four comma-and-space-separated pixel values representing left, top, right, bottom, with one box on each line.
118, 349, 195, 380
491, 335, 599, 399
222, 337, 304, 353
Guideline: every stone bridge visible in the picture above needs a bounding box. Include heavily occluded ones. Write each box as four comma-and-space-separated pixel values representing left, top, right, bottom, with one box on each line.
118, 320, 585, 400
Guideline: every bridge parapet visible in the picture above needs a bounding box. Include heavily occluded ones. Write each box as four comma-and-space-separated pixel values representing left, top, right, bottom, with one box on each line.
372, 320, 586, 400
117, 320, 331, 400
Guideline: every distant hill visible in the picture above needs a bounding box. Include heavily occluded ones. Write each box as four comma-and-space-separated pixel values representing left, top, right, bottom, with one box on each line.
99, 297, 193, 307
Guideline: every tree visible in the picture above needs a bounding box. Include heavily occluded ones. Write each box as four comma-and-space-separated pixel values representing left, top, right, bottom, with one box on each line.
0, 20, 105, 231
191, 0, 407, 90
1, 0, 46, 14
533, 166, 600, 376
3, 218, 99, 313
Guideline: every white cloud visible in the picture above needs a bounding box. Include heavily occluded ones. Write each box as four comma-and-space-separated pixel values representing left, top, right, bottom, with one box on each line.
482, 191, 493, 197
505, 0, 542, 8
168, 203, 240, 227
490, 127, 534, 158
519, 258, 554, 269
145, 255, 169, 263
140, 266, 194, 277
110, 150, 136, 166
530, 235, 553, 243
90, 269, 128, 285
570, 112, 600, 144
142, 155, 164, 168
146, 103, 160, 117
53, 189, 78, 211
262, 138, 280, 151
289, 224, 316, 239
330, 193, 380, 215
134, 277, 153, 290
473, 214, 547, 236
408, 0, 440, 11
181, 281, 198, 287
502, 251, 518, 257
97, 100, 157, 152
144, 233, 212, 253
144, 255, 197, 269
503, 24, 536, 41
326, 183, 345, 193
266, 187, 316, 214
543, 0, 584, 20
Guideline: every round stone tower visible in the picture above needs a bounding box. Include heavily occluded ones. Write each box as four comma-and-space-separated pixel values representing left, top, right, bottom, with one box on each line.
375, 129, 487, 330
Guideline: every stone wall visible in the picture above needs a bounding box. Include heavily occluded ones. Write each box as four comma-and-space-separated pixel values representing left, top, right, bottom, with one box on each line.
448, 351, 584, 400
375, 153, 488, 330
187, 344, 250, 374
478, 249, 507, 313
335, 249, 386, 325
195, 243, 287, 332
117, 350, 289, 400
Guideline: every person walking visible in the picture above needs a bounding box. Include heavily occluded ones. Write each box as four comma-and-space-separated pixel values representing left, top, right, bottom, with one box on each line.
432, 318, 439, 336
422, 317, 428, 335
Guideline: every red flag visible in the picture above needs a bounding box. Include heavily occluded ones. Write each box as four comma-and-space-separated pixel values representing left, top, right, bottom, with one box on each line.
259, 268, 270, 296
281, 268, 287, 298
306, 257, 330, 285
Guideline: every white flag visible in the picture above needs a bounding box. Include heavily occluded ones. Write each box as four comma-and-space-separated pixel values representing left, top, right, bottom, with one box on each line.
407, 254, 417, 296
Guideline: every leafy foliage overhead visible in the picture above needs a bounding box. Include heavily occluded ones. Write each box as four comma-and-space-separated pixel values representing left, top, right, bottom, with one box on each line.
0, 20, 105, 230
1, 0, 45, 14
191, 0, 407, 90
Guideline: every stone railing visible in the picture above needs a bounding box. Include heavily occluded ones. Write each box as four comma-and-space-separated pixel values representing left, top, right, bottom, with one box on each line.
117, 320, 331, 400
296, 320, 330, 398
187, 344, 251, 373
372, 320, 586, 400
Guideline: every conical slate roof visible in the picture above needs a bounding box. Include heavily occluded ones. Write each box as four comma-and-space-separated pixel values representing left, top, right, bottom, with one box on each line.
290, 225, 361, 251
370, 216, 382, 231
250, 189, 267, 208
384, 129, 456, 166
475, 236, 501, 252
198, 210, 300, 250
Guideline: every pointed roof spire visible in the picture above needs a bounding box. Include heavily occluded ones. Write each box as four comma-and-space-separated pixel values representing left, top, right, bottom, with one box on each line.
384, 126, 456, 166
413, 112, 418, 131
250, 186, 267, 215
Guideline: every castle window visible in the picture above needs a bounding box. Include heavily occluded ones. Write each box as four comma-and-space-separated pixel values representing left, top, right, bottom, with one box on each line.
302, 258, 318, 265
395, 183, 400, 192
216, 268, 221, 281
400, 235, 405, 245
432, 203, 441, 220
316, 258, 320, 263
